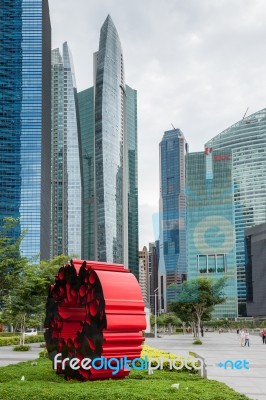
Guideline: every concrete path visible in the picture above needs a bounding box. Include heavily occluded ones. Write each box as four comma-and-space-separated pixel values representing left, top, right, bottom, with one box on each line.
146, 332, 266, 400
0, 343, 42, 367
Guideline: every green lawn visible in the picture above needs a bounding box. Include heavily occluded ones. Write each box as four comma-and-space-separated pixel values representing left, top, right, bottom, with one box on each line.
0, 358, 249, 400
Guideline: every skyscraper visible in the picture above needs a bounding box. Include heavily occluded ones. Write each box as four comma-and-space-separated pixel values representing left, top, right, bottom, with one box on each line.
186, 149, 238, 319
0, 0, 51, 260
51, 43, 82, 258
78, 15, 139, 277
205, 109, 266, 315
158, 129, 188, 310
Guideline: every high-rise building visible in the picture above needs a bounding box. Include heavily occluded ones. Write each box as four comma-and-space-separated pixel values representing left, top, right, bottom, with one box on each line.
148, 242, 159, 314
186, 149, 238, 319
51, 43, 82, 258
77, 88, 95, 260
205, 109, 266, 315
158, 129, 188, 310
138, 258, 148, 305
0, 0, 51, 260
245, 223, 266, 318
78, 15, 139, 277
139, 246, 149, 303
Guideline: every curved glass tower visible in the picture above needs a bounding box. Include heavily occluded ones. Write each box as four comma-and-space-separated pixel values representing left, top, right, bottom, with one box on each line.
206, 109, 266, 313
78, 15, 139, 277
94, 15, 126, 265
51, 43, 81, 257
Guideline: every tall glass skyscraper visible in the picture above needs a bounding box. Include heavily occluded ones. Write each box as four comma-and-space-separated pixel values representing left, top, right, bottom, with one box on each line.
77, 88, 95, 260
186, 149, 238, 319
206, 109, 266, 315
159, 129, 188, 310
78, 15, 139, 277
0, 0, 51, 260
51, 43, 81, 258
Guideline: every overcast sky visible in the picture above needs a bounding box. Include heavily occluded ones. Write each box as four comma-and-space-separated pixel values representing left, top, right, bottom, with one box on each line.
49, 0, 266, 249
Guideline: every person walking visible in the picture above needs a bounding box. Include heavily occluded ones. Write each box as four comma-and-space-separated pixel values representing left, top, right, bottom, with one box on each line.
263, 329, 266, 344
239, 329, 245, 347
244, 330, 250, 347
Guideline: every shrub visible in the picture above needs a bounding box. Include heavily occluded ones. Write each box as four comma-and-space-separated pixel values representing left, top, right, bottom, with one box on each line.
193, 339, 203, 345
13, 345, 31, 351
39, 349, 48, 358
0, 332, 19, 337
0, 334, 44, 346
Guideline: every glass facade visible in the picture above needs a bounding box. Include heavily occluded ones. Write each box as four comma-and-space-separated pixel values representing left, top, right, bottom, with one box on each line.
94, 15, 125, 264
206, 109, 266, 313
125, 85, 139, 278
51, 43, 81, 258
186, 149, 238, 318
0, 0, 51, 260
77, 15, 138, 276
77, 87, 95, 260
159, 129, 187, 309
0, 1, 22, 241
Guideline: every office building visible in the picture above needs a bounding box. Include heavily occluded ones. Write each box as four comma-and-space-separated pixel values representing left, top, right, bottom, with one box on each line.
186, 149, 238, 318
148, 242, 159, 314
51, 43, 81, 257
0, 0, 51, 260
206, 109, 266, 315
139, 246, 149, 303
158, 129, 188, 310
78, 15, 138, 277
245, 223, 266, 318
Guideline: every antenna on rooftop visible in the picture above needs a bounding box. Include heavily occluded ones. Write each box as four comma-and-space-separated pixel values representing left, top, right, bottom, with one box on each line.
242, 107, 249, 121
171, 123, 176, 130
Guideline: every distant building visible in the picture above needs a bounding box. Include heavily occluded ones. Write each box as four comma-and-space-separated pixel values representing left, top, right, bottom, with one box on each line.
186, 149, 238, 319
206, 109, 266, 315
139, 246, 149, 304
0, 0, 51, 260
245, 223, 266, 318
78, 15, 138, 277
149, 242, 159, 314
51, 43, 81, 258
159, 129, 188, 310
139, 258, 148, 304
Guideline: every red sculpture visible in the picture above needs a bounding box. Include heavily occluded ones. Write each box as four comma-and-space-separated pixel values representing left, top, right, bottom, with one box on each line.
44, 260, 146, 380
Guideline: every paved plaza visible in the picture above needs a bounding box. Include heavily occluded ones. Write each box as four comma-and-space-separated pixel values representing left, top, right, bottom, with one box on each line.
0, 333, 265, 399
146, 332, 266, 400
0, 342, 41, 368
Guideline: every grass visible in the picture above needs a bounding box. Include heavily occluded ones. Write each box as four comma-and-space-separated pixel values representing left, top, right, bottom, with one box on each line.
0, 357, 249, 400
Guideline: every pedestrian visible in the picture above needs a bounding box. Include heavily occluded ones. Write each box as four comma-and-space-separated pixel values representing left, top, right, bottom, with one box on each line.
244, 330, 250, 347
237, 328, 239, 335
263, 329, 266, 344
239, 329, 245, 347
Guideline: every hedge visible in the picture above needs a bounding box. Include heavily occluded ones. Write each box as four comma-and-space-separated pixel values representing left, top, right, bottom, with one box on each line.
0, 334, 44, 346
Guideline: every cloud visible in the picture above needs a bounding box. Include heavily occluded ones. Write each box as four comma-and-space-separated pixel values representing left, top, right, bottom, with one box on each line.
49, 0, 266, 247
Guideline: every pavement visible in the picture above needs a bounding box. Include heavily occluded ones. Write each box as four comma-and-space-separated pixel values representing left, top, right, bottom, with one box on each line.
146, 332, 266, 400
0, 342, 42, 367
0, 333, 265, 399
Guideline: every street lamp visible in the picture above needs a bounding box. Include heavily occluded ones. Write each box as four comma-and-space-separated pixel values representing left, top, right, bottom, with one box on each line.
154, 287, 159, 338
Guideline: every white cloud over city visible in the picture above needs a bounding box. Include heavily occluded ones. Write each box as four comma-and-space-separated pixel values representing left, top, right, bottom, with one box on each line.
49, 0, 266, 248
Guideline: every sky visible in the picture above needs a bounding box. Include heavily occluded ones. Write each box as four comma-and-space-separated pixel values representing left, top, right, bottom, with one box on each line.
49, 0, 266, 249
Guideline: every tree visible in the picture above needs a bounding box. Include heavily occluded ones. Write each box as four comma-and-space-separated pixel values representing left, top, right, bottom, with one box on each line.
170, 277, 227, 337
0, 217, 28, 306
1, 254, 69, 337
2, 263, 47, 343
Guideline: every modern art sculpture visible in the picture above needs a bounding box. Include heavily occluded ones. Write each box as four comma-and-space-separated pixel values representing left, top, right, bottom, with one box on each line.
44, 260, 146, 380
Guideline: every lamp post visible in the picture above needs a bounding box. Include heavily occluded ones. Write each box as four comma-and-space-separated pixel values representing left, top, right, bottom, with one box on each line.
154, 287, 159, 338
